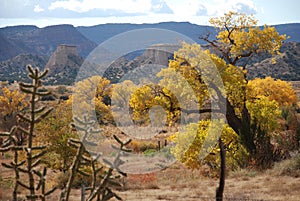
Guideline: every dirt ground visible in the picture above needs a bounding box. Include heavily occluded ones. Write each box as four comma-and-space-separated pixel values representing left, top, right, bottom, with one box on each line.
1, 158, 300, 201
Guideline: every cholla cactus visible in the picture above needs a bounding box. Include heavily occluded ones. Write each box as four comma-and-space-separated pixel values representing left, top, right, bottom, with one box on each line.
0, 65, 56, 201
0, 127, 20, 201
60, 115, 131, 201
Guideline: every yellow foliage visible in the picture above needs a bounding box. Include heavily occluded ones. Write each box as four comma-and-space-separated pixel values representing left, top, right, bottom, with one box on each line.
209, 12, 286, 66
170, 120, 249, 170
112, 80, 137, 109
127, 12, 290, 170
160, 42, 246, 115
247, 77, 298, 107
0, 87, 28, 116
129, 84, 180, 126
72, 76, 113, 124
246, 96, 281, 134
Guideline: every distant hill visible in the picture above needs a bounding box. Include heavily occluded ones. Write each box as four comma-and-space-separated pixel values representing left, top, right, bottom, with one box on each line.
0, 24, 97, 60
247, 42, 300, 80
0, 33, 27, 61
77, 22, 300, 45
0, 53, 48, 83
0, 22, 300, 85
0, 45, 85, 85
77, 22, 217, 45
103, 44, 174, 83
102, 41, 300, 83
274, 23, 300, 42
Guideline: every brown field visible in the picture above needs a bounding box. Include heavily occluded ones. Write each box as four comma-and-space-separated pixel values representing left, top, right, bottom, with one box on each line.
1, 155, 300, 201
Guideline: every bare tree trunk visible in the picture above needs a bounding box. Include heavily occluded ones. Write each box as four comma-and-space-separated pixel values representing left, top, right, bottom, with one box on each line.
216, 138, 225, 201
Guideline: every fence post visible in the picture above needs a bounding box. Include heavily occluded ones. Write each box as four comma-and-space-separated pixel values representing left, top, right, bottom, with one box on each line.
81, 184, 85, 201
158, 140, 161, 151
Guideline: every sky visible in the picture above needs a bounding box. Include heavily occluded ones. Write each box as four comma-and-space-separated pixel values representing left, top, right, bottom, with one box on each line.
0, 0, 299, 28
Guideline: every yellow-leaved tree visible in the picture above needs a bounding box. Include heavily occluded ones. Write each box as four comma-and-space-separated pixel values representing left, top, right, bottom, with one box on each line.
206, 11, 286, 66
247, 77, 298, 107
72, 76, 113, 124
160, 12, 288, 169
0, 87, 29, 131
129, 84, 180, 126
170, 120, 249, 170
0, 87, 29, 147
247, 77, 299, 153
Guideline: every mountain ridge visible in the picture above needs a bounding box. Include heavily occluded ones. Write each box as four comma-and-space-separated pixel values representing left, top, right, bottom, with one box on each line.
0, 24, 97, 61
0, 22, 300, 84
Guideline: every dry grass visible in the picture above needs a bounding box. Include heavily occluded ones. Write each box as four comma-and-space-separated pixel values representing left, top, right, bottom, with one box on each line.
114, 161, 300, 201
1, 155, 300, 201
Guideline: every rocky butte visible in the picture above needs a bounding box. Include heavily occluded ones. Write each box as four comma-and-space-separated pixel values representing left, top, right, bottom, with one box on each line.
45, 44, 83, 84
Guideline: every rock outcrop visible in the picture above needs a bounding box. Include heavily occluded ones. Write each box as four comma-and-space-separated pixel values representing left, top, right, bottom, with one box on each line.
45, 44, 84, 85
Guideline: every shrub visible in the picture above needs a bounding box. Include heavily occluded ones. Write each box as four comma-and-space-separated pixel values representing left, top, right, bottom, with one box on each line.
272, 153, 300, 177
143, 149, 157, 157
56, 85, 68, 94
127, 140, 158, 153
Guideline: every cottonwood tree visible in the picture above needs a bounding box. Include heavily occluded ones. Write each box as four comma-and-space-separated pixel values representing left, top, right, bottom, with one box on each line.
200, 12, 286, 158
72, 76, 113, 125
130, 12, 289, 168
0, 87, 29, 146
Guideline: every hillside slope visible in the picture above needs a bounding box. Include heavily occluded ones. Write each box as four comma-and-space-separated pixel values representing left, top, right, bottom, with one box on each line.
0, 24, 97, 60
0, 54, 48, 83
247, 42, 300, 80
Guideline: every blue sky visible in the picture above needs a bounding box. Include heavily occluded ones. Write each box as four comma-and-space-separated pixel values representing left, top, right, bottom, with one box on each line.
0, 0, 299, 27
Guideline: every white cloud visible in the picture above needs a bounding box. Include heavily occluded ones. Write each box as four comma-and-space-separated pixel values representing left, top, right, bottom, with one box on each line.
49, 0, 153, 13
164, 0, 204, 16
154, 0, 258, 17
34, 5, 44, 13
204, 0, 258, 16
151, 0, 173, 14
46, 0, 258, 22
164, 0, 257, 17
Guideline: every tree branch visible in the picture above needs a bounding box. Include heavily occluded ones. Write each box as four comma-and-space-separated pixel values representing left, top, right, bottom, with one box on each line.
200, 33, 232, 64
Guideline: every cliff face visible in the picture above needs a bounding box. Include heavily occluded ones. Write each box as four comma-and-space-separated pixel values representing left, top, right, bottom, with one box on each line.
46, 45, 78, 69
45, 44, 84, 85
141, 44, 175, 66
